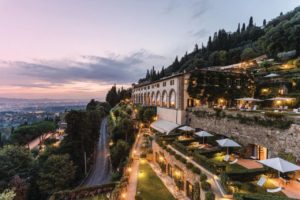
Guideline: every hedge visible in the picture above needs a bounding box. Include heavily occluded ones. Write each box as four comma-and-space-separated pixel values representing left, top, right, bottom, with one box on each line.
193, 153, 217, 174
233, 193, 291, 200
205, 191, 215, 200
201, 181, 211, 191
173, 141, 189, 155
225, 165, 266, 182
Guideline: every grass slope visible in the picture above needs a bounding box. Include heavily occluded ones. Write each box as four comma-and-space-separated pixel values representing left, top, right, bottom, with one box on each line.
136, 160, 175, 200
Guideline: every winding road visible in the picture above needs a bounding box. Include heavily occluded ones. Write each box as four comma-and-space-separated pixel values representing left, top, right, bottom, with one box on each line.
83, 117, 111, 186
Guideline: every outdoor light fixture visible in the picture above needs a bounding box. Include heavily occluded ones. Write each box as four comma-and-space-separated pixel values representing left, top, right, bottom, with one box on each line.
159, 156, 164, 162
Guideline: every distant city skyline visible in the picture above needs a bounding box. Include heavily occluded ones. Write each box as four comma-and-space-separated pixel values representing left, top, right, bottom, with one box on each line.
0, 0, 299, 99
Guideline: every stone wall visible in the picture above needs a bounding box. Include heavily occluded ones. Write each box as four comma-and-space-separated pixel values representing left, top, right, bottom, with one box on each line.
187, 112, 300, 160
152, 142, 200, 185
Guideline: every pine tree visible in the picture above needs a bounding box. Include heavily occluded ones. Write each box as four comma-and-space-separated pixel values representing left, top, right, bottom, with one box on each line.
237, 23, 241, 33
207, 36, 212, 50
146, 69, 150, 80
248, 16, 254, 28
263, 19, 267, 27
241, 23, 246, 32
194, 44, 199, 52
160, 66, 165, 78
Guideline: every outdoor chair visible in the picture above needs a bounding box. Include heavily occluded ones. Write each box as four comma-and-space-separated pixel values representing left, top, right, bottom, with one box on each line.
229, 159, 238, 165
267, 187, 282, 193
257, 176, 267, 187
224, 155, 230, 162
253, 105, 257, 111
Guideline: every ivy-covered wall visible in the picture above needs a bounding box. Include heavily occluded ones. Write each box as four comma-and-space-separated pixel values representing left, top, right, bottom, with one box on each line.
187, 70, 255, 106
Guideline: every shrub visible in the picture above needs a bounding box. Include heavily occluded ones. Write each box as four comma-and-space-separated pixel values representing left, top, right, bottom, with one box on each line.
200, 174, 207, 182
242, 183, 257, 193
233, 193, 291, 200
186, 162, 193, 169
193, 182, 200, 200
201, 181, 211, 191
173, 141, 189, 155
193, 153, 217, 173
294, 58, 300, 68
180, 157, 187, 164
220, 172, 230, 194
192, 166, 201, 174
264, 112, 284, 119
205, 191, 215, 200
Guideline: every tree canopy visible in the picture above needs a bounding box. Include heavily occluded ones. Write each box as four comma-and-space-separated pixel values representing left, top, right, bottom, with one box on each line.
37, 154, 76, 194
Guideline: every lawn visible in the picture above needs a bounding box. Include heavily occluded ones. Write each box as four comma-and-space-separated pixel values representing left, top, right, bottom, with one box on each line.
136, 159, 175, 200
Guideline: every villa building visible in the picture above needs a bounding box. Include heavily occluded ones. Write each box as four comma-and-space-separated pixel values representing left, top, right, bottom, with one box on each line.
132, 72, 191, 127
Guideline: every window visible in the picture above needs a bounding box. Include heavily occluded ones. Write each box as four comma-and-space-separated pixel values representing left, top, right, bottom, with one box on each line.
163, 82, 166, 87
170, 80, 175, 85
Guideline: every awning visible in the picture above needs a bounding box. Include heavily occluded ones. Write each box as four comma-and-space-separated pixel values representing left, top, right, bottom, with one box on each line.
150, 119, 180, 135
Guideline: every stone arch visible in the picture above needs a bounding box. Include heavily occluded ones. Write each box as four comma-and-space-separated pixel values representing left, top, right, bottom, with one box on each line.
156, 91, 161, 106
162, 90, 168, 107
151, 92, 155, 105
147, 92, 150, 105
139, 94, 142, 104
169, 89, 176, 108
144, 93, 147, 105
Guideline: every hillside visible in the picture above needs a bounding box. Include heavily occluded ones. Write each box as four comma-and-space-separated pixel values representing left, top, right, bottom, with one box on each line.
139, 6, 300, 83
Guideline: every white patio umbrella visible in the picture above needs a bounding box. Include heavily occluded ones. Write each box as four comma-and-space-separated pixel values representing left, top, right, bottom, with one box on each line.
267, 97, 295, 101
264, 73, 280, 78
236, 97, 263, 102
178, 126, 195, 132
216, 138, 241, 155
259, 157, 300, 177
195, 131, 213, 144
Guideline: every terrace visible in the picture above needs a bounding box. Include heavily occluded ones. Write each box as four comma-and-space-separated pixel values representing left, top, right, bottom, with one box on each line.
152, 127, 300, 200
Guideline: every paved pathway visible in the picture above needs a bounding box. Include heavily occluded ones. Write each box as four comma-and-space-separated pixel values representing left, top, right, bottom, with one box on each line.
83, 117, 111, 186
27, 132, 53, 150
126, 131, 144, 200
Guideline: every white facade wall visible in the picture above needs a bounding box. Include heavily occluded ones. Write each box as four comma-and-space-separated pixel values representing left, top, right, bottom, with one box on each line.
132, 73, 191, 125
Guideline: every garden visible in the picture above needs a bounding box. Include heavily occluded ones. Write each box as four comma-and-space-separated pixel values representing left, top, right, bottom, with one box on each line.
154, 131, 294, 200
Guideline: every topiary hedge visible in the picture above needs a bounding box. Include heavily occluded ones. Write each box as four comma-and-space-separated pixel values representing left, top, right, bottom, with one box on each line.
233, 193, 291, 200
205, 191, 215, 200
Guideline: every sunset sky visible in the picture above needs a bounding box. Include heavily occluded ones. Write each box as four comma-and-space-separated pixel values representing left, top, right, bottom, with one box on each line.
0, 0, 299, 100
